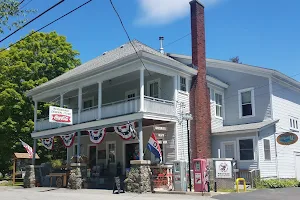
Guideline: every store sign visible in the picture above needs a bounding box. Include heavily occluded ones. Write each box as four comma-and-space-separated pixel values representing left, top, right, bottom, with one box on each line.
215, 161, 232, 179
154, 126, 167, 131
277, 132, 298, 145
49, 106, 72, 125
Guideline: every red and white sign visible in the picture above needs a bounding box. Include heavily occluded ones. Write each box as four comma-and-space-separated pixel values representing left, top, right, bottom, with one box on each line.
49, 106, 73, 125
195, 173, 202, 184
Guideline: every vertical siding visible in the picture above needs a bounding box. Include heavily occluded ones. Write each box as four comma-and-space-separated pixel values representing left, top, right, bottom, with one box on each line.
272, 81, 300, 178
258, 125, 277, 178
176, 91, 190, 161
212, 132, 259, 170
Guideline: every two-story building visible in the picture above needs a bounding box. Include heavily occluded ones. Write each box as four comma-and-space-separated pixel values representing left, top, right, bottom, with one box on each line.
26, 0, 300, 181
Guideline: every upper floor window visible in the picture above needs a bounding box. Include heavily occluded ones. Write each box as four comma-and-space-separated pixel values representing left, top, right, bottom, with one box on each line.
147, 79, 160, 98
239, 138, 254, 161
125, 89, 137, 101
290, 117, 299, 131
83, 97, 94, 109
263, 139, 271, 160
215, 93, 223, 118
180, 76, 186, 91
238, 88, 255, 118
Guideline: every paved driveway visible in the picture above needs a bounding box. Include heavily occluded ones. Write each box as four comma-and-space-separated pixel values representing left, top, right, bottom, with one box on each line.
213, 188, 300, 200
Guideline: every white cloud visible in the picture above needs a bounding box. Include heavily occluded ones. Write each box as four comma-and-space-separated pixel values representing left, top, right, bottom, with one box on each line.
135, 0, 220, 25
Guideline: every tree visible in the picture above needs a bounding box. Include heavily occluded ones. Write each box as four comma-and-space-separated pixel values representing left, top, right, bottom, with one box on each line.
0, 31, 81, 174
0, 0, 34, 34
229, 56, 242, 64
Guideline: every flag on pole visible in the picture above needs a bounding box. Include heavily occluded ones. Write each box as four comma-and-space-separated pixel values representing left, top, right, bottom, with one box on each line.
147, 133, 162, 162
20, 139, 33, 158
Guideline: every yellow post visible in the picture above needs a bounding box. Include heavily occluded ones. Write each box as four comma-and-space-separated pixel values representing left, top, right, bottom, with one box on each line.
236, 178, 246, 193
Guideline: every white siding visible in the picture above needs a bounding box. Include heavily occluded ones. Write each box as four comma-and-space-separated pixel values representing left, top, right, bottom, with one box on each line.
272, 80, 300, 178
258, 125, 277, 178
176, 90, 190, 161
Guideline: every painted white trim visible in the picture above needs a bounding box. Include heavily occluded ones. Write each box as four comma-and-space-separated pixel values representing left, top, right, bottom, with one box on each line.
106, 141, 117, 165
147, 78, 161, 98
238, 87, 256, 119
214, 90, 225, 120
262, 138, 271, 161
83, 96, 95, 110
236, 136, 256, 162
220, 141, 236, 159
87, 144, 98, 165
125, 89, 138, 99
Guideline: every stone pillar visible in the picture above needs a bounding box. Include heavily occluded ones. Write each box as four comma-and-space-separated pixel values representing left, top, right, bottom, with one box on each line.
124, 160, 152, 193
68, 163, 87, 189
23, 165, 35, 188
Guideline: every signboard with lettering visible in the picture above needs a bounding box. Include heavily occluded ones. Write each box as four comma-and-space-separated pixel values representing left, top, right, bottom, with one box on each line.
154, 126, 167, 131
277, 132, 298, 145
215, 161, 232, 179
49, 106, 73, 125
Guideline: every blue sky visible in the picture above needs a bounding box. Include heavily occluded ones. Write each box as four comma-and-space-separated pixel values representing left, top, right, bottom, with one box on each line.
2, 0, 300, 81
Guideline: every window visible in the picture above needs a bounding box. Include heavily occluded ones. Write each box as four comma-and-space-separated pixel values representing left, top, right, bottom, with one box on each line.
106, 142, 116, 164
238, 88, 255, 118
215, 93, 223, 118
221, 141, 236, 159
290, 117, 299, 131
83, 97, 94, 109
147, 79, 160, 98
263, 139, 271, 160
125, 90, 137, 101
239, 139, 254, 160
180, 76, 186, 91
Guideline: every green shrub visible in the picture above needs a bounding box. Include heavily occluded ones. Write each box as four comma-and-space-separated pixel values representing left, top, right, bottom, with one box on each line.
50, 159, 62, 168
258, 179, 299, 188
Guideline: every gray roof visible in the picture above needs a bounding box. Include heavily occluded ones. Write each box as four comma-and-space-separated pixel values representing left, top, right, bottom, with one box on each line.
26, 40, 188, 97
212, 120, 279, 135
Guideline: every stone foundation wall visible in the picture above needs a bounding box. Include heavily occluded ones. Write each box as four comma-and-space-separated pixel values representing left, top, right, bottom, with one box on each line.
23, 165, 35, 188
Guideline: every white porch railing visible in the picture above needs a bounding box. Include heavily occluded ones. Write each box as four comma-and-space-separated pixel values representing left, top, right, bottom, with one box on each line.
35, 96, 175, 131
102, 97, 139, 119
144, 96, 175, 116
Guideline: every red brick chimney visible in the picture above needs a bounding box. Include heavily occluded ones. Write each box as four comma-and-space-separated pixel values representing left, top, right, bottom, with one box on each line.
189, 0, 212, 159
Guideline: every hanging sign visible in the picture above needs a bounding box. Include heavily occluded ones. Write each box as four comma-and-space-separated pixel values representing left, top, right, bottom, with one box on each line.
215, 161, 232, 179
114, 122, 136, 140
277, 132, 298, 145
40, 137, 54, 150
60, 132, 76, 148
49, 106, 73, 125
88, 129, 106, 144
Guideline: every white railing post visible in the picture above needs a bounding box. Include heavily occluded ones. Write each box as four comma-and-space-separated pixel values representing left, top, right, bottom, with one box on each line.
78, 88, 82, 123
34, 100, 38, 131
140, 68, 144, 112
98, 81, 102, 120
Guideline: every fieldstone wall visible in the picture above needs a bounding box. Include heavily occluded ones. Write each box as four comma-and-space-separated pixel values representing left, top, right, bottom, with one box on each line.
23, 165, 35, 188
124, 160, 152, 193
67, 163, 86, 190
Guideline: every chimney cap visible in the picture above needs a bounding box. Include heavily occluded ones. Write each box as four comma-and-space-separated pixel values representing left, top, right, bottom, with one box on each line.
159, 36, 164, 40
189, 0, 205, 8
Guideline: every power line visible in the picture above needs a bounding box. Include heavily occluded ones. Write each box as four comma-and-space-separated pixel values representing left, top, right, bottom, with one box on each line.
0, 0, 65, 43
0, 0, 93, 53
164, 33, 191, 48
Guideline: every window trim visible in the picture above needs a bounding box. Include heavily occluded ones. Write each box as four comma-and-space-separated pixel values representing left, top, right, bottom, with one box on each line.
214, 90, 224, 119
125, 89, 137, 100
106, 141, 117, 165
147, 78, 161, 98
82, 96, 95, 110
221, 141, 236, 159
237, 136, 256, 162
289, 116, 299, 131
238, 88, 255, 119
263, 139, 271, 161
179, 76, 187, 92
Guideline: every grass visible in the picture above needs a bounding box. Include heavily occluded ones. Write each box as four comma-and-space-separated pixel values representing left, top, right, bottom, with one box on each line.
0, 181, 23, 187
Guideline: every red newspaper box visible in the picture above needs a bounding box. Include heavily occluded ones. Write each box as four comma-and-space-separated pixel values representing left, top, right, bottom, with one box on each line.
193, 159, 207, 192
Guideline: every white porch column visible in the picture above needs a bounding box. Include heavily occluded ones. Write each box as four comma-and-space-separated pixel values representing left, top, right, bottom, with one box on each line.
173, 75, 178, 160
34, 101, 38, 131
98, 82, 102, 119
78, 87, 82, 123
138, 119, 144, 160
140, 68, 145, 112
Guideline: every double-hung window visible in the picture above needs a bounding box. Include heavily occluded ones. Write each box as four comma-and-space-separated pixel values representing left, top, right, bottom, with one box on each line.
180, 76, 186, 91
263, 139, 271, 160
239, 138, 254, 161
147, 79, 160, 98
215, 93, 223, 118
239, 88, 255, 118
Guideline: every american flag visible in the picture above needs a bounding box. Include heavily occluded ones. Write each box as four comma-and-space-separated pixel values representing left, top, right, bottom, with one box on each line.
20, 139, 33, 158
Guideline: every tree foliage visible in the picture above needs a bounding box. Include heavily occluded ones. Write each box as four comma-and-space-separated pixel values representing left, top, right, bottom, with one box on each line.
0, 0, 35, 34
229, 56, 242, 64
0, 31, 81, 174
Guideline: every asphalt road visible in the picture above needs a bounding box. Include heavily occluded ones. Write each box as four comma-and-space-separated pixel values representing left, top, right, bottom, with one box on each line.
213, 187, 300, 200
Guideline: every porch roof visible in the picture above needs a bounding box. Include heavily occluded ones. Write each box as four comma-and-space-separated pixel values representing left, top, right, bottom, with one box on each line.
212, 120, 279, 135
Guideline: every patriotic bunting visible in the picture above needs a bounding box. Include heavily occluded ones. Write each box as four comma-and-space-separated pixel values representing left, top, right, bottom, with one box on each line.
40, 137, 54, 150
114, 122, 137, 140
87, 129, 106, 144
60, 132, 76, 148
